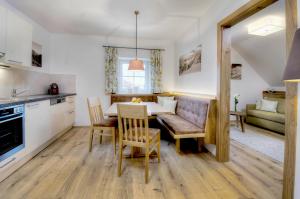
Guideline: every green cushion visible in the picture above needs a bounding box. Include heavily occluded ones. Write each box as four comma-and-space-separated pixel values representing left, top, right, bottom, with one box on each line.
264, 97, 285, 114
247, 109, 285, 124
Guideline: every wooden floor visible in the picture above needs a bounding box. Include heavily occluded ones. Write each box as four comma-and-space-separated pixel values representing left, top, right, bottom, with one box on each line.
0, 127, 283, 199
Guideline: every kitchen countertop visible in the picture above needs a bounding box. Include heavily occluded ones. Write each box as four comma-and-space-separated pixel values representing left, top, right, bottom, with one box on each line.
0, 93, 76, 108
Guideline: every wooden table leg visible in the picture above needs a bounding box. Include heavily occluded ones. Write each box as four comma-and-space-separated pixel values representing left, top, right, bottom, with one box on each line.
240, 115, 245, 132
236, 115, 239, 127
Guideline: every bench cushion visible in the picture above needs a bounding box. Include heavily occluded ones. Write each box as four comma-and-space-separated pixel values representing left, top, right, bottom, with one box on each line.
157, 114, 204, 135
175, 95, 209, 129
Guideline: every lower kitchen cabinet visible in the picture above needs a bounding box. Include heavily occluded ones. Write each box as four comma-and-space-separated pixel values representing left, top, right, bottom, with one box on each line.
25, 100, 51, 153
25, 97, 75, 154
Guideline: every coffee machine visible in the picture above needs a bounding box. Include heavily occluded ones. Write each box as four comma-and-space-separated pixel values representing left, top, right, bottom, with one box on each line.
48, 83, 59, 95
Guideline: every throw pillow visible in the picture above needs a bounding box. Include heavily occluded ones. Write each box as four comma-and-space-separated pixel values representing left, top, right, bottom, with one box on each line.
260, 99, 278, 113
163, 100, 177, 114
256, 100, 262, 110
264, 97, 285, 114
157, 96, 174, 106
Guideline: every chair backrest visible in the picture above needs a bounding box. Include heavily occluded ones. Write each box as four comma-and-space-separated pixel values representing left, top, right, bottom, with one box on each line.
117, 104, 149, 143
87, 97, 104, 125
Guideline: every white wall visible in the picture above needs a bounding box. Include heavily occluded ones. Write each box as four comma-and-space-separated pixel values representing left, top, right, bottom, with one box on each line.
230, 48, 270, 112
49, 34, 175, 126
174, 0, 250, 95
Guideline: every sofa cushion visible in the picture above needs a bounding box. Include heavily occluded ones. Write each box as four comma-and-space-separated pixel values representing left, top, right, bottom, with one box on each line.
247, 109, 285, 124
264, 97, 285, 114
175, 96, 209, 129
157, 114, 204, 135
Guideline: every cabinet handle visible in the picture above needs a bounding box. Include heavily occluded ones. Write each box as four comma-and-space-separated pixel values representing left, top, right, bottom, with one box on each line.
7, 60, 22, 64
27, 103, 40, 108
69, 111, 75, 114
0, 115, 23, 124
0, 157, 16, 169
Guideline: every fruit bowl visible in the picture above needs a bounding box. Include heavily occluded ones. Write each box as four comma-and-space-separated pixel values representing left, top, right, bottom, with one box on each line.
131, 97, 142, 103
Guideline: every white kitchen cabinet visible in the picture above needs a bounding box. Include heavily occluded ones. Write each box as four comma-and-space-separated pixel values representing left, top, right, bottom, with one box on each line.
65, 96, 75, 128
50, 97, 75, 136
6, 9, 32, 67
0, 5, 6, 57
50, 102, 66, 136
25, 100, 51, 153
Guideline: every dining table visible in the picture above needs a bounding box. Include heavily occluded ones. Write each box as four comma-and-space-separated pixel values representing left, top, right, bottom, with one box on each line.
104, 102, 171, 117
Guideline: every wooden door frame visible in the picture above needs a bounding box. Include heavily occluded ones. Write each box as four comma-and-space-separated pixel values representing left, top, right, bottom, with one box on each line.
216, 0, 298, 198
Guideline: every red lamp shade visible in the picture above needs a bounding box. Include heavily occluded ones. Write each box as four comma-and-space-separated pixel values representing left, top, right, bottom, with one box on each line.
128, 59, 144, 70
283, 29, 300, 82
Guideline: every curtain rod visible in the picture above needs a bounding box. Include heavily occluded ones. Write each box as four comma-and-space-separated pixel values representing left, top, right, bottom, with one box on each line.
102, 45, 165, 51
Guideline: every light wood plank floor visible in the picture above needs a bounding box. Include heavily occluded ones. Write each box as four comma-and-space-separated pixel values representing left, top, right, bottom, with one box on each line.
0, 127, 283, 199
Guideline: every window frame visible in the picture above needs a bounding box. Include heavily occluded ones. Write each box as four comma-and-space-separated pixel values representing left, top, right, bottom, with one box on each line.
117, 57, 152, 94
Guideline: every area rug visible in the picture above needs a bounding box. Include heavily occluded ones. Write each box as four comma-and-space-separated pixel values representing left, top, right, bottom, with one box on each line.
230, 125, 284, 162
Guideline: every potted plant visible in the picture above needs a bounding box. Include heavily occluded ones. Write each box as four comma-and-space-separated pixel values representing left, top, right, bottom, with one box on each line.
234, 94, 240, 112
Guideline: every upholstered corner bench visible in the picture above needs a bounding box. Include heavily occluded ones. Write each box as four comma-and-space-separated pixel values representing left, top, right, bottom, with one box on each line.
157, 95, 217, 153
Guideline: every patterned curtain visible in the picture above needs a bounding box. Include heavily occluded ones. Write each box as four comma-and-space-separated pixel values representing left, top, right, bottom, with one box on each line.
150, 50, 162, 93
104, 47, 118, 94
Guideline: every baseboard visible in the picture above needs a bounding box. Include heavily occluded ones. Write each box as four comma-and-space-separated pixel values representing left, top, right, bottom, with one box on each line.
0, 126, 73, 183
73, 125, 89, 128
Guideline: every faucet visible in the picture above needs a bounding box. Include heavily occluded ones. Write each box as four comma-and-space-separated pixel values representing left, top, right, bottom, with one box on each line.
11, 88, 28, 98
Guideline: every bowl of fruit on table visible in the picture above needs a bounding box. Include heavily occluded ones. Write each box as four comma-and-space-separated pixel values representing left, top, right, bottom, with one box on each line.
131, 97, 143, 103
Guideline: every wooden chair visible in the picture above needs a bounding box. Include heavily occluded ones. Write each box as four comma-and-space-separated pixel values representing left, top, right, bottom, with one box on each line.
87, 97, 117, 155
117, 104, 160, 183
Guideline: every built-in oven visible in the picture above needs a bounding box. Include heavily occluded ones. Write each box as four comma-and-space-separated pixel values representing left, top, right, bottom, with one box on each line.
0, 104, 25, 162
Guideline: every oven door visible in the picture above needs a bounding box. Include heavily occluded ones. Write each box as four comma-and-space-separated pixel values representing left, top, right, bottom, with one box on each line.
0, 114, 24, 161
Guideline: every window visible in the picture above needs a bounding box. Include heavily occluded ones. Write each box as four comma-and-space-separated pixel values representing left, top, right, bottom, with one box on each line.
117, 58, 151, 94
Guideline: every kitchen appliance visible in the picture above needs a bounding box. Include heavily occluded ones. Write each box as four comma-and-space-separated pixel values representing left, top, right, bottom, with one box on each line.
50, 97, 65, 106
48, 83, 59, 95
0, 105, 25, 162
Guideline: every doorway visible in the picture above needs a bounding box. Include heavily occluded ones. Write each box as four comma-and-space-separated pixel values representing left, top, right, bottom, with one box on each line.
216, 0, 298, 198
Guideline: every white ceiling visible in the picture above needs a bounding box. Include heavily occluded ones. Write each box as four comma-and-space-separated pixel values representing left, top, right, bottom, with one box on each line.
6, 0, 216, 40
230, 0, 286, 86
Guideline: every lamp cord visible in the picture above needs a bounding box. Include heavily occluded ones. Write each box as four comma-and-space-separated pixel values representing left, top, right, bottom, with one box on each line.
135, 11, 138, 59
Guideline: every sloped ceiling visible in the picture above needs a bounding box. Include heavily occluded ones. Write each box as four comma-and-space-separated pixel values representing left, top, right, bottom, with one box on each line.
231, 0, 286, 86
6, 0, 216, 40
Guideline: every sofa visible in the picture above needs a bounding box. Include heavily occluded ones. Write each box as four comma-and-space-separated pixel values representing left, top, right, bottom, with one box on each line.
157, 95, 217, 153
246, 91, 285, 134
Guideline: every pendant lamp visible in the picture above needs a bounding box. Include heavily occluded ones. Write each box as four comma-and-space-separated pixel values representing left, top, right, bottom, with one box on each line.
128, 10, 144, 71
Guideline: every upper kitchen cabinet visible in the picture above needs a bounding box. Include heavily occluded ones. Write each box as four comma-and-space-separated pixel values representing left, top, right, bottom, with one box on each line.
6, 9, 32, 67
0, 6, 6, 57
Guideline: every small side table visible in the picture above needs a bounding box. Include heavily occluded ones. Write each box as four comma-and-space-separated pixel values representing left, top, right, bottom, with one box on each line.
230, 111, 246, 132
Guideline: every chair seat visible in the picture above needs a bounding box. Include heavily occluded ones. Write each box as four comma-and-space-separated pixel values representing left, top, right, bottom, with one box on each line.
123, 128, 160, 143
94, 118, 118, 127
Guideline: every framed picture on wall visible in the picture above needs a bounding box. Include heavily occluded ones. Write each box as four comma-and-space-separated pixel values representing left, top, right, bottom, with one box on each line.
32, 42, 42, 67
231, 63, 242, 80
179, 46, 202, 76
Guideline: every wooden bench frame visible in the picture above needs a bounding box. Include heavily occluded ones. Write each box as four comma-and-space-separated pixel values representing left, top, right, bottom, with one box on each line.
157, 99, 217, 153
